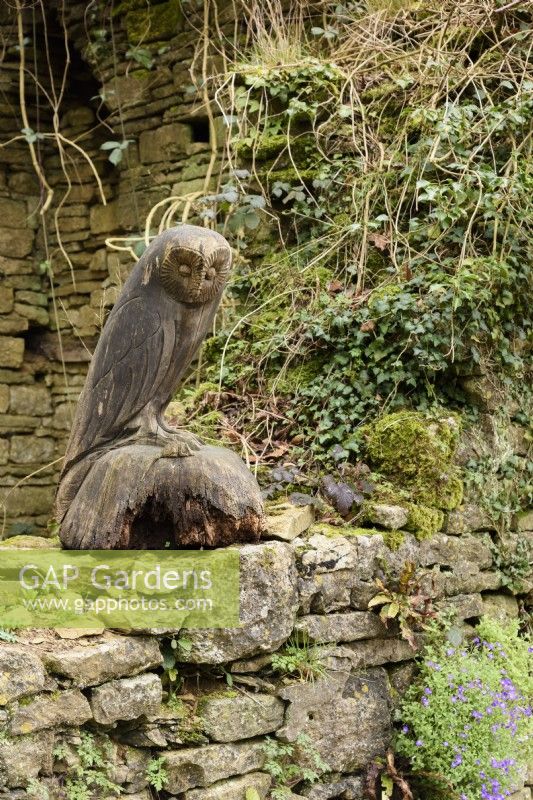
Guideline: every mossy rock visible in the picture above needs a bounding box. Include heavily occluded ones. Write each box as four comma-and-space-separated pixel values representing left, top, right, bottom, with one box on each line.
309, 522, 405, 551
124, 0, 182, 45
360, 410, 463, 510
406, 503, 445, 540
0, 535, 61, 549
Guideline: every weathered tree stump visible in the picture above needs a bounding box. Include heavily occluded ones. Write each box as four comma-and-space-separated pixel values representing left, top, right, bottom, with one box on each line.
59, 444, 263, 549
56, 225, 264, 549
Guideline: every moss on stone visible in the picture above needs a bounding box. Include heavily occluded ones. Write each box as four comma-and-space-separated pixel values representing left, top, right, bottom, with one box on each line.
309, 522, 404, 551
406, 503, 444, 540
263, 167, 319, 184
382, 529, 406, 550
308, 522, 352, 538
0, 534, 61, 549
124, 0, 182, 45
360, 410, 463, 510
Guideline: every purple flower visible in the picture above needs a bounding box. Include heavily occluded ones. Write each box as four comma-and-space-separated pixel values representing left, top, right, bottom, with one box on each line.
401, 724, 409, 734
415, 739, 424, 747
451, 754, 462, 768
424, 687, 432, 695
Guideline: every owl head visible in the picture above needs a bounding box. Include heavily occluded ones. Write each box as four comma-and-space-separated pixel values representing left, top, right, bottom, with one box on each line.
155, 225, 232, 305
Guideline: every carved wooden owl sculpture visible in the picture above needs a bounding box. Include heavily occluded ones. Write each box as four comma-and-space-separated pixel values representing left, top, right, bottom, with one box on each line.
62, 224, 231, 475
56, 225, 264, 550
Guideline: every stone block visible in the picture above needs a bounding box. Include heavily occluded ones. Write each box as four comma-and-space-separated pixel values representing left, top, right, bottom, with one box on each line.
2, 485, 54, 515
0, 288, 14, 314
446, 503, 495, 535
8, 172, 38, 194
180, 542, 298, 664
0, 646, 46, 706
8, 689, 92, 734
13, 303, 49, 326
90, 673, 162, 725
9, 436, 55, 464
481, 593, 519, 622
43, 634, 163, 688
183, 772, 271, 800
437, 592, 484, 621
0, 229, 34, 258
298, 532, 357, 575
162, 741, 265, 794
278, 667, 391, 772
0, 338, 24, 368
294, 612, 387, 644
0, 199, 27, 229
51, 402, 72, 430
0, 386, 8, 413
90, 200, 120, 234
366, 503, 409, 530
172, 177, 213, 196
0, 732, 54, 788
345, 637, 417, 669
139, 123, 192, 164
418, 534, 492, 569
266, 502, 315, 542
9, 385, 51, 415
0, 316, 29, 334
198, 692, 285, 742
444, 568, 501, 596
14, 291, 47, 307
298, 569, 374, 615
515, 510, 533, 532
303, 776, 364, 799
0, 415, 40, 432
0, 438, 7, 465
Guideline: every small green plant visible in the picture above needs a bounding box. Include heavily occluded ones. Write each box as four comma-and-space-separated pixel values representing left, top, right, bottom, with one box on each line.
54, 732, 122, 800
100, 139, 134, 166
270, 636, 326, 682
160, 637, 184, 699
0, 628, 17, 642
146, 756, 167, 792
263, 733, 330, 798
368, 562, 434, 648
491, 537, 532, 593
26, 778, 50, 799
395, 617, 533, 800
126, 46, 154, 69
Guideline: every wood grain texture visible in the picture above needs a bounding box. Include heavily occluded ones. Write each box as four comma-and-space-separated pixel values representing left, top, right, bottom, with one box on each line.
56, 225, 264, 549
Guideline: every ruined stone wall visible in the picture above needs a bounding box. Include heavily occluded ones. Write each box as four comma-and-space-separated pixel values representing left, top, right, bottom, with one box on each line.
0, 506, 531, 799
0, 0, 227, 534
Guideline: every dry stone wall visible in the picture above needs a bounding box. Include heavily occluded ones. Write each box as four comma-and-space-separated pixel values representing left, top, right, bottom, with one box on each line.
0, 508, 531, 798
0, 0, 229, 534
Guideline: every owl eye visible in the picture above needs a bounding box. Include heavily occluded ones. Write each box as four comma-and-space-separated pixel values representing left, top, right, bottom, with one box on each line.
178, 264, 192, 276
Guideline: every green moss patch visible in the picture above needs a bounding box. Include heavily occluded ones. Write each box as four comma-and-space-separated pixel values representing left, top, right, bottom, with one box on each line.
124, 0, 182, 45
361, 410, 463, 510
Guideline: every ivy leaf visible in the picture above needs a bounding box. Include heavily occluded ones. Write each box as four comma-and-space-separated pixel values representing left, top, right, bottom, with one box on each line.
100, 141, 122, 150
108, 147, 123, 166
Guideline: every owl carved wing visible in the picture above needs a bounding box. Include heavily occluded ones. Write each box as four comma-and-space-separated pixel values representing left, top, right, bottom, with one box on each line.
63, 295, 170, 469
